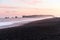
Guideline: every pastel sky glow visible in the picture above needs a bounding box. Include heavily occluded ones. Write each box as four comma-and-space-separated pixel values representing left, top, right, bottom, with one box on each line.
0, 0, 60, 17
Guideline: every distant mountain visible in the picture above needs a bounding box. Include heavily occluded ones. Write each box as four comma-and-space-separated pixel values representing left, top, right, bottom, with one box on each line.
22, 15, 54, 18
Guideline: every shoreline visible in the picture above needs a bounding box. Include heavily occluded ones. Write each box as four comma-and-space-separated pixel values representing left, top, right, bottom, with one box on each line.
0, 17, 53, 29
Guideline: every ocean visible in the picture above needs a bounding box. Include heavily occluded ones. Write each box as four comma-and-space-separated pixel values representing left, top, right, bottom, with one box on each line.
0, 17, 53, 29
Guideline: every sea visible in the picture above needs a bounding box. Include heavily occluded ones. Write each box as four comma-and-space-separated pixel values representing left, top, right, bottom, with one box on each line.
0, 17, 53, 29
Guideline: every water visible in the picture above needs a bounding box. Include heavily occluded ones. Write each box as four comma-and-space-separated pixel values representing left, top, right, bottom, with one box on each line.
0, 17, 53, 29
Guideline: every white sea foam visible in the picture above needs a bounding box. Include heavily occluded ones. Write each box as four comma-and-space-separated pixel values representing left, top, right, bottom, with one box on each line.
0, 17, 53, 27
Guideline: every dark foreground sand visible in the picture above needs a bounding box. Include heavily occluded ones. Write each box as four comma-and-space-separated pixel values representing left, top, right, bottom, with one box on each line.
0, 17, 60, 40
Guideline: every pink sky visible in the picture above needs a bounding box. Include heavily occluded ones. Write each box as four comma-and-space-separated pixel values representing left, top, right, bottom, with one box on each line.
0, 0, 60, 17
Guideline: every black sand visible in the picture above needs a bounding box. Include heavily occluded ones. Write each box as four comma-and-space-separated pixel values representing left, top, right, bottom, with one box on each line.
0, 17, 60, 40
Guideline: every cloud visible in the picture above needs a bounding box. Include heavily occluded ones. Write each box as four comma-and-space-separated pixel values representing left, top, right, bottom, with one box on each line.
21, 0, 41, 4
0, 0, 41, 8
0, 0, 60, 9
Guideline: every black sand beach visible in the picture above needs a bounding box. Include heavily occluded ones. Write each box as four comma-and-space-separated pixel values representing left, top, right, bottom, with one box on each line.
0, 17, 60, 40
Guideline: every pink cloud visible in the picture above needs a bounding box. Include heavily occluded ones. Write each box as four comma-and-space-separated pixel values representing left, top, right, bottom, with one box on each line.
21, 0, 41, 4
